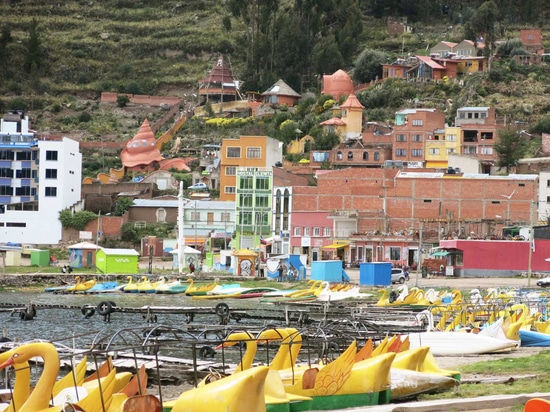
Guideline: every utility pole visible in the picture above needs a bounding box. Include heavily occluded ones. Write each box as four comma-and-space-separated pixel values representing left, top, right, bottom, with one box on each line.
415, 220, 423, 287
527, 201, 535, 287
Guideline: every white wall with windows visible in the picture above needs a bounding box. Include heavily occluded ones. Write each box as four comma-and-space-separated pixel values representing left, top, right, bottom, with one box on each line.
0, 137, 82, 244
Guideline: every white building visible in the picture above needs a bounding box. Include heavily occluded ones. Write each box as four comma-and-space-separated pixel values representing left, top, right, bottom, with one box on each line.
0, 111, 82, 244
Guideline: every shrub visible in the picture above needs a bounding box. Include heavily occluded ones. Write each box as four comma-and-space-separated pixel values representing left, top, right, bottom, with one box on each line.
116, 95, 130, 108
78, 111, 92, 122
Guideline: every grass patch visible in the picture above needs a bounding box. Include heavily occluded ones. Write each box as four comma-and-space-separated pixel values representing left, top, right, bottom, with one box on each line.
459, 350, 550, 375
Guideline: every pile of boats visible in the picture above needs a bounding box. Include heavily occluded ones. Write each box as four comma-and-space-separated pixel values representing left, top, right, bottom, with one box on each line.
43, 277, 368, 301
0, 327, 463, 412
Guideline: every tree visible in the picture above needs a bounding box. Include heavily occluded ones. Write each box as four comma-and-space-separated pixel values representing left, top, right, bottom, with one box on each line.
353, 48, 387, 84
24, 18, 44, 74
494, 128, 529, 173
463, 1, 499, 56
113, 197, 134, 216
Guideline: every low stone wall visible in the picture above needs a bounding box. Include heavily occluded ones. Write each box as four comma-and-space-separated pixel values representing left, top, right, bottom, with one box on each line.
0, 273, 79, 288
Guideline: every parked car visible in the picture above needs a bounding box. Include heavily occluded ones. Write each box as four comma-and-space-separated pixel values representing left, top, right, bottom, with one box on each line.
537, 277, 550, 287
391, 268, 408, 284
187, 182, 208, 191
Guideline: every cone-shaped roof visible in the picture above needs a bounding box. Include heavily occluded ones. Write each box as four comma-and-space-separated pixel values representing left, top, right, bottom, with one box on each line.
120, 119, 163, 168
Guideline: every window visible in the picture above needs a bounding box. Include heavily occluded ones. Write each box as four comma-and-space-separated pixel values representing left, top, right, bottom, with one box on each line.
464, 147, 476, 155
374, 152, 380, 160
16, 169, 31, 178
190, 211, 200, 221
336, 151, 343, 160
395, 149, 406, 157
16, 152, 31, 160
480, 146, 493, 155
412, 134, 422, 142
226, 147, 241, 158
15, 187, 30, 196
347, 151, 353, 159
389, 247, 401, 260
46, 151, 58, 161
447, 148, 456, 154
45, 187, 57, 197
255, 194, 269, 207
412, 119, 423, 126
411, 149, 422, 157
45, 169, 58, 179
0, 168, 13, 178
303, 227, 310, 236
256, 177, 269, 190
429, 148, 440, 155
362, 152, 368, 160
239, 194, 253, 207
294, 227, 301, 236
6, 222, 26, 227
0, 151, 14, 160
225, 186, 236, 194
396, 134, 406, 142
313, 227, 320, 236
0, 186, 13, 195
221, 212, 230, 222
240, 211, 252, 225
207, 212, 214, 224
239, 176, 253, 189
447, 134, 457, 141
225, 166, 236, 176
323, 227, 331, 237
246, 147, 261, 158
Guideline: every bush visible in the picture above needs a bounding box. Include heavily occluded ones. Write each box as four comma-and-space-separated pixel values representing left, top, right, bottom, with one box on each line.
116, 95, 130, 108
59, 210, 97, 230
78, 111, 92, 123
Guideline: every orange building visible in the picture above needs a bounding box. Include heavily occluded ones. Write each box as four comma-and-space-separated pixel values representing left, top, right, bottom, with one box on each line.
219, 135, 283, 201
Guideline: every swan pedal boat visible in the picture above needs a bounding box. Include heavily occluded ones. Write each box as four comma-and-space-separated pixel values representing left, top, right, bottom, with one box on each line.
65, 276, 97, 293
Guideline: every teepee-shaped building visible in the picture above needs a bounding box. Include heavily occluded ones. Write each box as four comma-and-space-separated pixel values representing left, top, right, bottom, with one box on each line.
198, 55, 240, 104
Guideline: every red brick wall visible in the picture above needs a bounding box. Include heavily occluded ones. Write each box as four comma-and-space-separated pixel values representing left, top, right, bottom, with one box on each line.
291, 168, 537, 233
86, 216, 126, 238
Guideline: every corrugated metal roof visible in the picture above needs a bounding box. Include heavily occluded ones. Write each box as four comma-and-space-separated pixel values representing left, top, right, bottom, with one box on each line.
132, 199, 181, 208
457, 106, 490, 111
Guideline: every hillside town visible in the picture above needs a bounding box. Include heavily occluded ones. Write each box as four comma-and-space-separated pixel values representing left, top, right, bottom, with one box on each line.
1, 29, 550, 279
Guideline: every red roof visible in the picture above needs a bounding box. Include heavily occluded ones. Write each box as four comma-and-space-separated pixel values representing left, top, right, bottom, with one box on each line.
340, 93, 364, 109
416, 55, 446, 70
320, 117, 346, 126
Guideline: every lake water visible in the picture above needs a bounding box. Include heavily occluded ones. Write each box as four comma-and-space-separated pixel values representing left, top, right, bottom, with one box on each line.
0, 291, 271, 350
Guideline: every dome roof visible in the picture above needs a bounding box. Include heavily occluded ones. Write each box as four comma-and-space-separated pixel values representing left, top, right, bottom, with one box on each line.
322, 69, 353, 100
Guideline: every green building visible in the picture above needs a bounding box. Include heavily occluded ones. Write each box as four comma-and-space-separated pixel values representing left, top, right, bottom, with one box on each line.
96, 248, 140, 274
235, 168, 273, 251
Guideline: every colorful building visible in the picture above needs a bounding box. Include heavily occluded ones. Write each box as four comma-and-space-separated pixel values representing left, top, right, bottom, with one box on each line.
219, 135, 282, 202
95, 248, 139, 274
234, 168, 273, 252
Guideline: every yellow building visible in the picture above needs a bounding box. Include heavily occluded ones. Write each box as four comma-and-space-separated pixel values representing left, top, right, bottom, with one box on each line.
320, 93, 364, 141
287, 134, 315, 155
456, 56, 488, 75
219, 135, 283, 201
425, 126, 461, 169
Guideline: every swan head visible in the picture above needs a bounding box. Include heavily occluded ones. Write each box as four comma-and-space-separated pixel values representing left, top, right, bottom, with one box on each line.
0, 342, 58, 369
217, 330, 255, 349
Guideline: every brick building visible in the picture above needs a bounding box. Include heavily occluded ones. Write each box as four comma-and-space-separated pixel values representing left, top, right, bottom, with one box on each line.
289, 167, 538, 268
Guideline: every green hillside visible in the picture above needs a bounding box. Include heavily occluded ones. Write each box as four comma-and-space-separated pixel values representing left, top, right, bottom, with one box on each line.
1, 0, 550, 178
